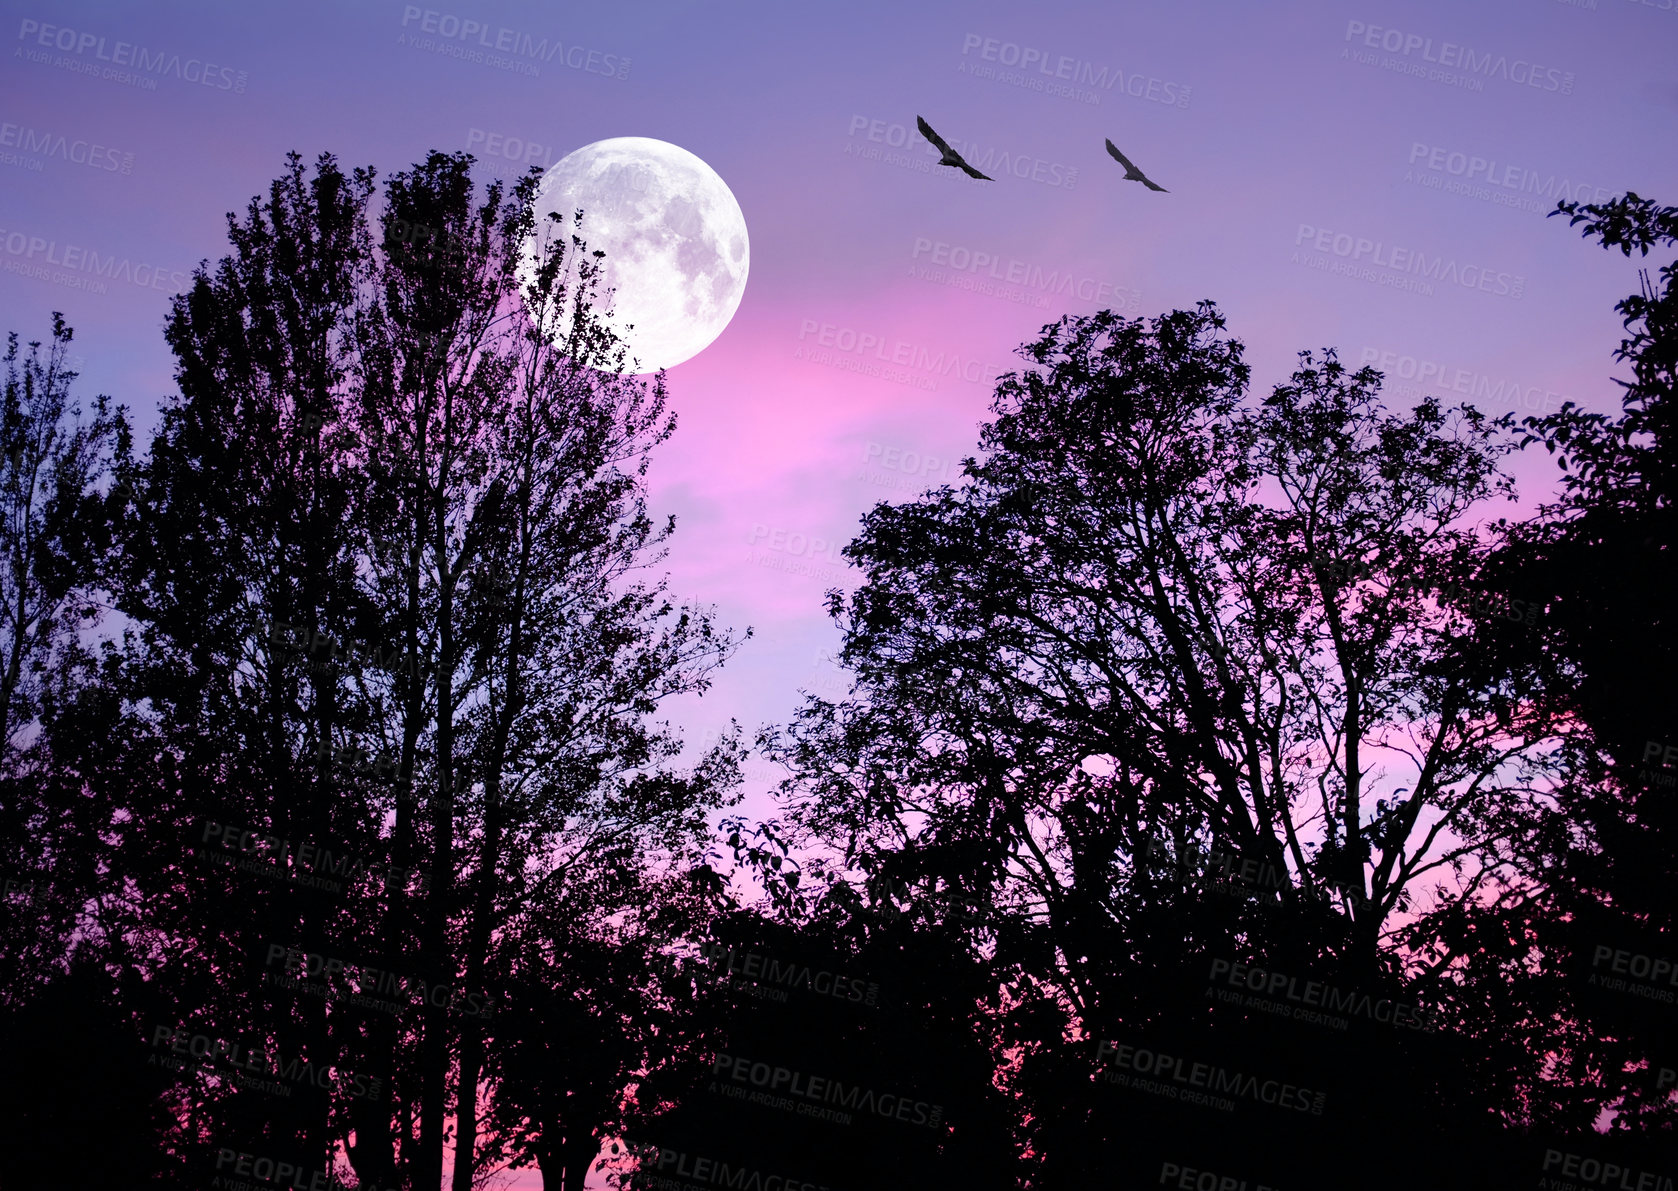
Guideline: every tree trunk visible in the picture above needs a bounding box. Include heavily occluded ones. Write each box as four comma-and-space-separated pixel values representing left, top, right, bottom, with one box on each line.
559, 1132, 601, 1191
419, 522, 456, 1187
451, 385, 536, 1191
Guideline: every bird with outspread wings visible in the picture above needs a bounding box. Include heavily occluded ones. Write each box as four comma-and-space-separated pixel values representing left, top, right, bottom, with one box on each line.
1104, 139, 1168, 192
917, 116, 994, 180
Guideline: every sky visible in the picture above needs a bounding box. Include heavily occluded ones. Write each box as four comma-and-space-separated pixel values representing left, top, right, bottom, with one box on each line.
2, 1, 1676, 1175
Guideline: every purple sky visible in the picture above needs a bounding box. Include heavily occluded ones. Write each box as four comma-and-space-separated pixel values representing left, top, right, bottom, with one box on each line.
3, 1, 1676, 1175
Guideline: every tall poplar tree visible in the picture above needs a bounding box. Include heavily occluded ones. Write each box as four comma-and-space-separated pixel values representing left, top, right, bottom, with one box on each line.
93, 150, 746, 1188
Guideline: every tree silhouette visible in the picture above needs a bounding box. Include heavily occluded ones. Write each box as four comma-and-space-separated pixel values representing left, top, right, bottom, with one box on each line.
614, 902, 1023, 1190
755, 300, 1589, 1179
0, 317, 144, 1185
19, 150, 748, 1188
10, 156, 1675, 1190
0, 311, 125, 1002
1475, 193, 1678, 1134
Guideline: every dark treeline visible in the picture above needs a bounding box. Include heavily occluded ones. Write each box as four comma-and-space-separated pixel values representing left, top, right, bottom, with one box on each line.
0, 153, 1672, 1191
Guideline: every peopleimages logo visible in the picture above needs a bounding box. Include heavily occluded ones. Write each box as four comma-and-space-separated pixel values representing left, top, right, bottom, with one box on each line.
1136, 837, 1288, 899
1341, 20, 1574, 94
1388, 573, 1542, 631
745, 525, 847, 568
1206, 958, 1446, 1033
957, 33, 1193, 109
213, 1146, 395, 1191
148, 1024, 383, 1100
794, 319, 1008, 388
312, 736, 402, 783
710, 1052, 945, 1129
1639, 741, 1678, 790
262, 943, 496, 1018
397, 6, 630, 80
1589, 943, 1678, 1005
697, 937, 881, 1006
1643, 741, 1678, 769
1096, 1039, 1327, 1116
909, 237, 1137, 307
15, 18, 248, 92
194, 821, 427, 895
384, 216, 476, 266
1356, 347, 1569, 414
1293, 223, 1526, 300
1159, 1159, 1281, 1191
1302, 549, 1541, 632
465, 126, 561, 172
0, 222, 189, 293
0, 120, 133, 174
267, 621, 422, 679
1405, 142, 1614, 212
859, 441, 961, 491
1542, 1150, 1674, 1191
744, 523, 852, 586
624, 1141, 848, 1191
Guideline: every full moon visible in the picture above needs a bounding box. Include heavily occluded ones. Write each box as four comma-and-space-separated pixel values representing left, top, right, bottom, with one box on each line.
520, 137, 749, 374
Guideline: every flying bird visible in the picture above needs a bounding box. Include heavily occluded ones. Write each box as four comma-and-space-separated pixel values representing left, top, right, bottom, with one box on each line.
1104, 139, 1168, 192
917, 116, 993, 181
